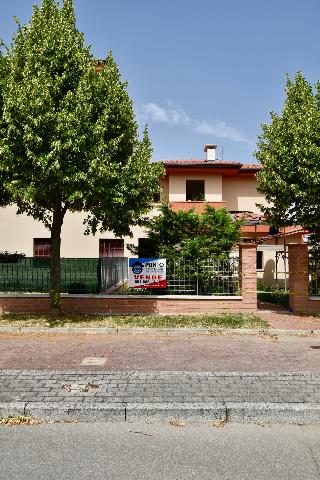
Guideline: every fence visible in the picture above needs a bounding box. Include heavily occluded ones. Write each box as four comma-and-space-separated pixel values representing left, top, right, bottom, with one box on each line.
0, 258, 100, 294
101, 257, 128, 293
288, 244, 320, 312
157, 257, 239, 295
309, 255, 320, 295
0, 256, 239, 296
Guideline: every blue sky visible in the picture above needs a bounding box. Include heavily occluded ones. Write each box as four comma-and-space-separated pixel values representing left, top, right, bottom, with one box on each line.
1, 0, 320, 163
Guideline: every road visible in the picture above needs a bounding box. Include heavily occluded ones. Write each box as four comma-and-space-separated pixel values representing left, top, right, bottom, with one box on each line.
1, 422, 320, 479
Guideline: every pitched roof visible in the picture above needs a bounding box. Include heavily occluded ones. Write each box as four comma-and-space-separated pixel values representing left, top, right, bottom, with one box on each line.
240, 164, 261, 171
162, 159, 240, 166
231, 211, 265, 225
161, 159, 262, 170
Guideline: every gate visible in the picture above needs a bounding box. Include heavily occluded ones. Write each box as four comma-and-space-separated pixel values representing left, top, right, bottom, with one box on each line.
100, 257, 128, 293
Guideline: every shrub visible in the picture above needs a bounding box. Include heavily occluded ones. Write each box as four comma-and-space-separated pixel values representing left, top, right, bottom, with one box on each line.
0, 251, 26, 263
257, 280, 289, 307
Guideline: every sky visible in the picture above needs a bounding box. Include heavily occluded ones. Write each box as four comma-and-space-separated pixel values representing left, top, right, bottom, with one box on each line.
1, 0, 320, 164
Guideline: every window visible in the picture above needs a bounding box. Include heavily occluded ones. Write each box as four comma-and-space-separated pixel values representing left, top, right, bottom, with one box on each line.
186, 180, 205, 201
33, 238, 51, 259
153, 192, 160, 203
99, 239, 124, 257
138, 238, 155, 258
257, 251, 263, 270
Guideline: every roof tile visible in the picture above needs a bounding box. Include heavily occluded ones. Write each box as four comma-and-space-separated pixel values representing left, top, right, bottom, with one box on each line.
161, 159, 261, 170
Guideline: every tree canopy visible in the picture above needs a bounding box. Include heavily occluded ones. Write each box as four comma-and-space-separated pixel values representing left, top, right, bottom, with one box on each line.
0, 0, 163, 310
131, 204, 242, 261
0, 53, 11, 206
255, 72, 320, 229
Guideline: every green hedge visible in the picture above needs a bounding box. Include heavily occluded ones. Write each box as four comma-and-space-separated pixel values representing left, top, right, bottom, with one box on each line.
257, 281, 289, 307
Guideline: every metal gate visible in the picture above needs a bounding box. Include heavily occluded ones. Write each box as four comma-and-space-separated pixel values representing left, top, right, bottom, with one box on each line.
100, 257, 128, 293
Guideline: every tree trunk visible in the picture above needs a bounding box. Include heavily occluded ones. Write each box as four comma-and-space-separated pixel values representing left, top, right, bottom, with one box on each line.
50, 202, 64, 314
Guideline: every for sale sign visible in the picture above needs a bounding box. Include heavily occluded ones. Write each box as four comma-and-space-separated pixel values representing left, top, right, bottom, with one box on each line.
128, 258, 166, 289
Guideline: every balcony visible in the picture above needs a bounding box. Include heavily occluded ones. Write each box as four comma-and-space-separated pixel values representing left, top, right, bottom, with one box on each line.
169, 201, 227, 213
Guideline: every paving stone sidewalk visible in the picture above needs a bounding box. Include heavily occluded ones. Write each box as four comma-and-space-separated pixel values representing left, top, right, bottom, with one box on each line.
1, 370, 320, 405
257, 308, 320, 331
1, 332, 320, 372
1, 370, 320, 423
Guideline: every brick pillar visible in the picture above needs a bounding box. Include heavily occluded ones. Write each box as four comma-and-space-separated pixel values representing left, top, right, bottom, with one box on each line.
288, 244, 309, 312
239, 243, 257, 310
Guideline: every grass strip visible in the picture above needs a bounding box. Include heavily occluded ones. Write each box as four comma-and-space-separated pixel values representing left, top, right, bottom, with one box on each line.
0, 313, 269, 329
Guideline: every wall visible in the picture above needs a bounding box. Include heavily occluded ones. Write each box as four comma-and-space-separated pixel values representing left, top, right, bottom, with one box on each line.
0, 294, 251, 315
168, 174, 223, 202
0, 205, 149, 258
222, 177, 267, 213
166, 174, 267, 214
257, 245, 287, 287
0, 244, 257, 315
159, 176, 169, 203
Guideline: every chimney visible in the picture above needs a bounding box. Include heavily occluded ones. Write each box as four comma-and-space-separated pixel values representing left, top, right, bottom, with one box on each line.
204, 144, 217, 161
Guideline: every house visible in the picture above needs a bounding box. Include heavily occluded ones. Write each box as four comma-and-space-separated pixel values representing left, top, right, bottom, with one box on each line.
157, 144, 306, 286
0, 143, 306, 285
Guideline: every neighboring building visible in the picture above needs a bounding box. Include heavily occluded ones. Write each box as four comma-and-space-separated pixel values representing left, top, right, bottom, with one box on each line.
159, 144, 267, 236
0, 143, 306, 284
157, 144, 306, 286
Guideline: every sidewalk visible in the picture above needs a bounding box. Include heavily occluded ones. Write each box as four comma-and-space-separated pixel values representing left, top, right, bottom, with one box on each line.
1, 329, 320, 423
1, 304, 320, 424
0, 330, 320, 372
1, 370, 320, 424
257, 301, 320, 330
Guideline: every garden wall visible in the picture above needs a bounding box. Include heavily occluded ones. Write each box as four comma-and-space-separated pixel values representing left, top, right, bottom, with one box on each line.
0, 244, 257, 315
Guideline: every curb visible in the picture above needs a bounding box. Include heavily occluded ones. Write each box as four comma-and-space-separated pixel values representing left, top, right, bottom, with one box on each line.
0, 326, 319, 336
1, 369, 319, 376
1, 401, 320, 424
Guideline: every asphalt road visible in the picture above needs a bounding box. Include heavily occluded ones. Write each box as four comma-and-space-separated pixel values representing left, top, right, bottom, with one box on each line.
1, 422, 320, 480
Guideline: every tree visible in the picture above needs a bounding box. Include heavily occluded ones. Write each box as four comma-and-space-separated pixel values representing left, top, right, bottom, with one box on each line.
0, 0, 163, 311
130, 204, 242, 261
0, 52, 11, 207
255, 72, 320, 229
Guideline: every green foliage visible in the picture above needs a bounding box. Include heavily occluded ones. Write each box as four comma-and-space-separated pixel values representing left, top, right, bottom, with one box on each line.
307, 229, 320, 260
131, 203, 242, 261
0, 251, 25, 263
0, 0, 162, 233
255, 72, 320, 228
257, 280, 289, 307
0, 52, 11, 206
0, 0, 163, 307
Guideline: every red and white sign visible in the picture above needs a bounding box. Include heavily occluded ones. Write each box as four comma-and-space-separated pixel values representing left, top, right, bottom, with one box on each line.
128, 258, 166, 289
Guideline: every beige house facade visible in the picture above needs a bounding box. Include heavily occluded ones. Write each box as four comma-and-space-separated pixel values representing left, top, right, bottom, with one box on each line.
0, 205, 147, 258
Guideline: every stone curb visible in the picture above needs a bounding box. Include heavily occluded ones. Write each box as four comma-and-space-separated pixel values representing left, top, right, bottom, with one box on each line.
0, 326, 319, 336
1, 369, 319, 377
225, 402, 320, 424
1, 401, 320, 424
